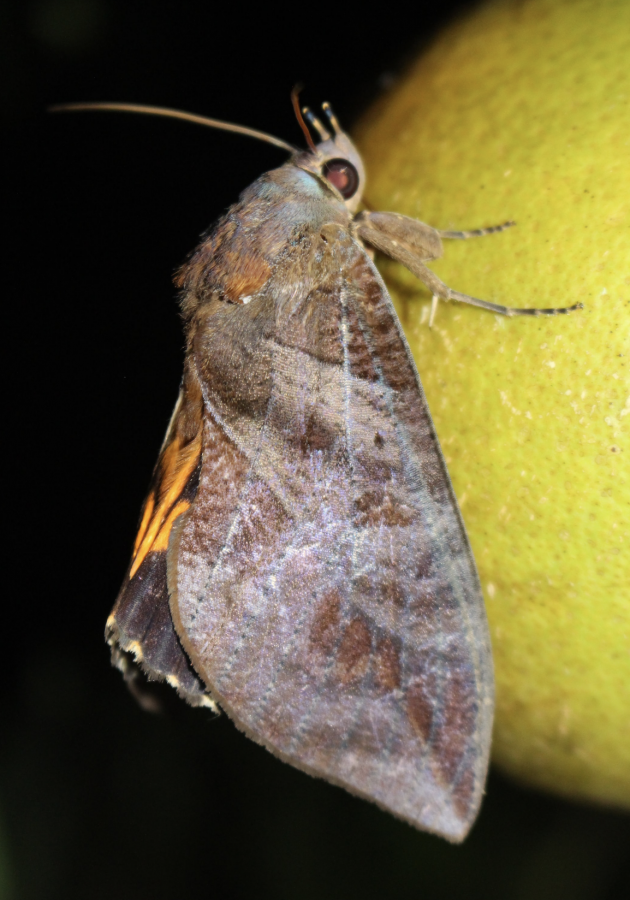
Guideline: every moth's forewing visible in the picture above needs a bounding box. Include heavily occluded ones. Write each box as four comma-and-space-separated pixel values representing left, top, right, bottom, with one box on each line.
106, 365, 215, 708
167, 164, 494, 842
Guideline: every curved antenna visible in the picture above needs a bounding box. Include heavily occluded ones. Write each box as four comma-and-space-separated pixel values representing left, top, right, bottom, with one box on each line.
48, 101, 297, 153
290, 85, 317, 153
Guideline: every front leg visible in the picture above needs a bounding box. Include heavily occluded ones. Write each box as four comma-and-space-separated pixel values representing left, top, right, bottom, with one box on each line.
354, 210, 444, 262
355, 211, 582, 323
408, 258, 582, 320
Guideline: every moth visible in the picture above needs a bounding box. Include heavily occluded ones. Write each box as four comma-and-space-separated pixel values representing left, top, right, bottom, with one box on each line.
56, 95, 580, 842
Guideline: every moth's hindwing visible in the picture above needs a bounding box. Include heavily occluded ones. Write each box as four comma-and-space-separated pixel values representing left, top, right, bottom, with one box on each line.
106, 367, 215, 709
168, 203, 494, 841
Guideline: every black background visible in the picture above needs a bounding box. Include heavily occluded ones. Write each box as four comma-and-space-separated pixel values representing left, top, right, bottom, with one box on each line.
3, 1, 629, 898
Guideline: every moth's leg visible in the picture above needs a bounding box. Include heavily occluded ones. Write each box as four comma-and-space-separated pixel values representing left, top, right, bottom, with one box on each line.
356, 217, 582, 317
429, 294, 439, 328
410, 259, 583, 317
437, 221, 515, 240
354, 211, 443, 262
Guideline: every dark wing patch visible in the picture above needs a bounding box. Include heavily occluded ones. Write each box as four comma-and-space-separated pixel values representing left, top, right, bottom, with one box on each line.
170, 228, 493, 841
106, 378, 214, 709
108, 547, 206, 709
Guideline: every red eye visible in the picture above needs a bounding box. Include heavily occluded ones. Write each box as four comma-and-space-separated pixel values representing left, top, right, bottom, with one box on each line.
322, 159, 359, 199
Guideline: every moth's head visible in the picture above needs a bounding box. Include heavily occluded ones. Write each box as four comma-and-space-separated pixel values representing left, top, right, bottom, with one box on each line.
292, 102, 365, 214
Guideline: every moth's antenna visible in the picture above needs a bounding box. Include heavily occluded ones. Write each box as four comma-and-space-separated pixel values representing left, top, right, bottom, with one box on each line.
321, 102, 341, 135
290, 85, 317, 153
301, 107, 331, 142
48, 102, 298, 153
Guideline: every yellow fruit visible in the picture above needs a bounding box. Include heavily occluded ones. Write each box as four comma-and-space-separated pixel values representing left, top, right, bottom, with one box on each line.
355, 0, 629, 807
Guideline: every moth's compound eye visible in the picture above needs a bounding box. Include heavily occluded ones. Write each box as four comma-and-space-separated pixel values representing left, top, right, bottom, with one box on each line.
322, 159, 359, 200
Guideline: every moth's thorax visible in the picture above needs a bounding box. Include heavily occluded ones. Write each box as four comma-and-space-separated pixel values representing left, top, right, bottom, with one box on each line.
244, 165, 354, 227
177, 162, 356, 322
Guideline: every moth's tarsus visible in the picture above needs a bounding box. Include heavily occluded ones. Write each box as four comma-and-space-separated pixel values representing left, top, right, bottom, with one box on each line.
502, 301, 585, 317
447, 290, 584, 317
436, 222, 581, 316
438, 220, 516, 240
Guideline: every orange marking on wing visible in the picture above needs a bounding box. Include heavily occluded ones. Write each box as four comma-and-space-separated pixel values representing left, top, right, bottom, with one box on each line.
222, 250, 270, 302
130, 430, 201, 578
133, 493, 155, 555
152, 499, 191, 552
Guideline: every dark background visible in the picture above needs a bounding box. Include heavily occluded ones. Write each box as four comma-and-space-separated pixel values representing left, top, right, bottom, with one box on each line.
3, 1, 629, 898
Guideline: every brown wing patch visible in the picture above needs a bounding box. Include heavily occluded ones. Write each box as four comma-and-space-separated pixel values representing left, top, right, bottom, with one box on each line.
308, 589, 342, 658
175, 214, 270, 311
335, 617, 372, 684
430, 667, 477, 785
407, 679, 435, 743
344, 299, 379, 381
354, 488, 416, 528
221, 249, 271, 303
299, 411, 340, 454
450, 766, 476, 822
347, 252, 420, 395
374, 637, 401, 692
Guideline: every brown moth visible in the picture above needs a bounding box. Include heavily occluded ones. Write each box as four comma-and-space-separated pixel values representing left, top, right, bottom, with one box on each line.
58, 96, 580, 842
